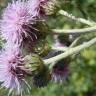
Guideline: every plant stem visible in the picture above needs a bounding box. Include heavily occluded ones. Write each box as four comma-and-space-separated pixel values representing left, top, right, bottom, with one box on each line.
52, 26, 96, 34
52, 46, 68, 51
44, 37, 96, 65
59, 10, 96, 26
69, 37, 81, 47
52, 37, 80, 51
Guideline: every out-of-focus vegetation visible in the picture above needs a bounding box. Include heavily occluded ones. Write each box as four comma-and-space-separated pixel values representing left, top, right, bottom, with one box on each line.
0, 0, 96, 96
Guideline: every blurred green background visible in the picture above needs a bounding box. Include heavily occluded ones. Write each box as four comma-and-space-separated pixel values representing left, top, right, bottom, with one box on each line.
0, 0, 96, 96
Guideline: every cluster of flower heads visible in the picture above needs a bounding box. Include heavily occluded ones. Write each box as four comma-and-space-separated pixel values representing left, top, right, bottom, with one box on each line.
0, 0, 69, 95
0, 0, 49, 94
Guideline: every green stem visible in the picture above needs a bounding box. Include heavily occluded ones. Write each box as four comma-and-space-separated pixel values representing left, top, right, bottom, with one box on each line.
44, 37, 96, 65
59, 10, 95, 26
52, 46, 68, 51
52, 26, 96, 34
69, 37, 81, 48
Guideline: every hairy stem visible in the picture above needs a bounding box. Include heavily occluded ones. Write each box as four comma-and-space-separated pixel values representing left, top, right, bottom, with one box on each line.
52, 46, 68, 51
44, 37, 96, 65
59, 10, 96, 26
52, 26, 96, 34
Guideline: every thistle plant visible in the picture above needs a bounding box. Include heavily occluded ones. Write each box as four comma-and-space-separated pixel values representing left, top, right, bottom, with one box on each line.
0, 0, 96, 96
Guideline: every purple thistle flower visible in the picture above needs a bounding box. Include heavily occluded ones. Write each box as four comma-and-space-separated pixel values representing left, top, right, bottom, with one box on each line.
0, 0, 49, 54
45, 51, 69, 83
28, 0, 48, 16
52, 58, 70, 83
0, 47, 30, 94
52, 62, 69, 83
0, 0, 39, 46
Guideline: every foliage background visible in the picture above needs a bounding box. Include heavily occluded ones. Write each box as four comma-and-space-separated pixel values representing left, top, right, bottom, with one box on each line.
0, 0, 96, 96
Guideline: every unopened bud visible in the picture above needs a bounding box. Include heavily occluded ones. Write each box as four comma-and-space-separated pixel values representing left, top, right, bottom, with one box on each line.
43, 0, 60, 15
34, 40, 51, 57
24, 54, 46, 75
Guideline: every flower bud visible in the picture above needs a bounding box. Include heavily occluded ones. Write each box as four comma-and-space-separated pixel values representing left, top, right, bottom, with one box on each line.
24, 54, 46, 76
43, 0, 60, 15
34, 40, 51, 57
24, 54, 51, 87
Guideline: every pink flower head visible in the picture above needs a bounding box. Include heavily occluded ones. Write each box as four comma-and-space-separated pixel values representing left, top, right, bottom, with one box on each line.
44, 51, 69, 83
0, 47, 29, 94
52, 61, 69, 83
51, 51, 69, 83
28, 0, 48, 16
0, 0, 38, 46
